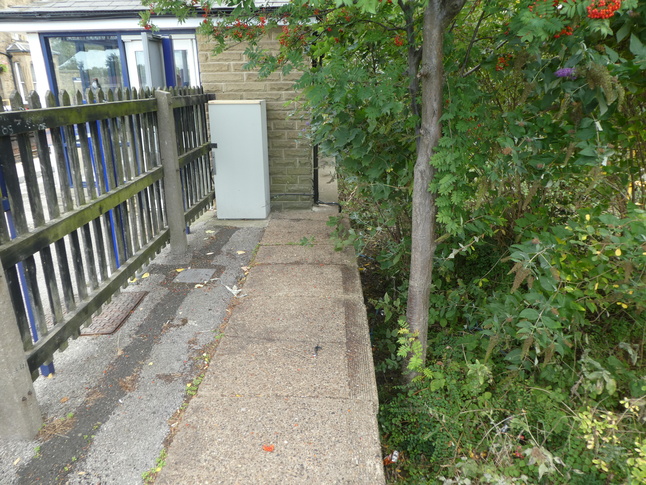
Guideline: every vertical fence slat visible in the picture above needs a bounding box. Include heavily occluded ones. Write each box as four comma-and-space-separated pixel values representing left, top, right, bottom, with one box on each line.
117, 90, 142, 254
97, 90, 128, 266
109, 90, 136, 261
73, 91, 108, 288
60, 93, 95, 302
86, 91, 117, 278
26, 93, 65, 326
128, 89, 145, 177
27, 92, 60, 221
10, 93, 45, 229
45, 92, 74, 213
3, 265, 33, 350
60, 91, 86, 208
81, 223, 99, 291
75, 91, 98, 201
43, 93, 78, 312
130, 91, 153, 246
0, 139, 29, 236
69, 231, 88, 301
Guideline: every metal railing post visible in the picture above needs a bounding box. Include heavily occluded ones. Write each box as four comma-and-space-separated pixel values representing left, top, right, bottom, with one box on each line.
0, 262, 42, 439
155, 90, 188, 255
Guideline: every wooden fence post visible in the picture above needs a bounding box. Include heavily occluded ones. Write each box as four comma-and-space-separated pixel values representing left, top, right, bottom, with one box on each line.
155, 90, 188, 255
0, 264, 42, 439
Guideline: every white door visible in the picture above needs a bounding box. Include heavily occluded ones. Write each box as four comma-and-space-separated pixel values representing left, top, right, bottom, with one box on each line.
123, 34, 200, 90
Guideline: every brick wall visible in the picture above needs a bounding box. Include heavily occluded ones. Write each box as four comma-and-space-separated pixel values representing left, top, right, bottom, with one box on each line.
197, 29, 312, 211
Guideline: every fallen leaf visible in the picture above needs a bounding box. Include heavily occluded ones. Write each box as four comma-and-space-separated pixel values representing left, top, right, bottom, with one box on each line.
128, 277, 137, 283
236, 250, 246, 255
175, 268, 185, 272
225, 285, 242, 296
205, 230, 215, 234
142, 273, 150, 278
262, 444, 275, 452
60, 396, 69, 404
148, 362, 153, 366
241, 266, 250, 272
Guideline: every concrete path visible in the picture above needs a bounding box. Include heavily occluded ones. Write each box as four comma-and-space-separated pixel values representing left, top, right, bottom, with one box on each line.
156, 208, 384, 484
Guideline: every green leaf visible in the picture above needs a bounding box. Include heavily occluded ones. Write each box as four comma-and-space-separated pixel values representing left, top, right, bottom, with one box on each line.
630, 33, 646, 59
615, 22, 630, 43
519, 308, 540, 320
542, 316, 561, 330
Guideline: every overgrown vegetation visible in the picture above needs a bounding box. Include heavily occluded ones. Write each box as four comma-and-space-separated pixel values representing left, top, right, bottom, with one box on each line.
335, 0, 646, 475
321, 0, 646, 480
145, 0, 645, 481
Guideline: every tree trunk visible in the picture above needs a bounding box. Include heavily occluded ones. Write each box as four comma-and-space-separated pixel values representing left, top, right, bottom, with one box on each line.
404, 0, 462, 382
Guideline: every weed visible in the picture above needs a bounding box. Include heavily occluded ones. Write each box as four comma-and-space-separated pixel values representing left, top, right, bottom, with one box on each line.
142, 449, 168, 484
186, 374, 204, 397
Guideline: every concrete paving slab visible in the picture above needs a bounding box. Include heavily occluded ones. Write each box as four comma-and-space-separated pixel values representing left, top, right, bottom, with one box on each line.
198, 336, 350, 399
156, 396, 383, 485
254, 244, 356, 266
243, 264, 362, 298
271, 207, 338, 221
261, 219, 335, 245
225, 296, 355, 343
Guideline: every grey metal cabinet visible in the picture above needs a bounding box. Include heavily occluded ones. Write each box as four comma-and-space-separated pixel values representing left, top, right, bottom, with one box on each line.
208, 100, 270, 219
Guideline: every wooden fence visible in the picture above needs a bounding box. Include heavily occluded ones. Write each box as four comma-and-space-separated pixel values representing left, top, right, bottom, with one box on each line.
0, 86, 213, 382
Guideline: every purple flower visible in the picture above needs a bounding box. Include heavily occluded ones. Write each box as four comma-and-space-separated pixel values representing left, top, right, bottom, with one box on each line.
554, 67, 576, 79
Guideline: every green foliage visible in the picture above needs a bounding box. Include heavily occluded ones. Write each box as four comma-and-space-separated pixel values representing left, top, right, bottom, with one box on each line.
475, 206, 646, 392
380, 343, 646, 483
146, 0, 646, 481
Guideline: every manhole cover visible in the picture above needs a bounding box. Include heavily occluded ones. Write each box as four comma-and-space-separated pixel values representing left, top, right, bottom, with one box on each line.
173, 268, 216, 284
81, 291, 148, 336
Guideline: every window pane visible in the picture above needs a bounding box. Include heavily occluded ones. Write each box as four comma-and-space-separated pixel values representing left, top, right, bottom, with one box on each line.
48, 36, 123, 98
134, 51, 147, 88
174, 50, 190, 87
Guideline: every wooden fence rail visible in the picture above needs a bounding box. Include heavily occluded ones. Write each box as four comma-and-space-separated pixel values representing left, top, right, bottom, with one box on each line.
0, 86, 214, 438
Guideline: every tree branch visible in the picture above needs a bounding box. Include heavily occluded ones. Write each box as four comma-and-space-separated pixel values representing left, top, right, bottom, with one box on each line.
459, 1, 489, 77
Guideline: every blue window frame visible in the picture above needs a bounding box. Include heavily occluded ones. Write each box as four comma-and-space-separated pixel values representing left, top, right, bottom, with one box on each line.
39, 30, 198, 102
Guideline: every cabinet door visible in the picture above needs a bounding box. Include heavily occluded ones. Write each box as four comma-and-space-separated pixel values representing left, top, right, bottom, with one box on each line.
209, 100, 270, 219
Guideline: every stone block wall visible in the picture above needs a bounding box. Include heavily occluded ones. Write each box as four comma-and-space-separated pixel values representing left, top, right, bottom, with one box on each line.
197, 29, 312, 211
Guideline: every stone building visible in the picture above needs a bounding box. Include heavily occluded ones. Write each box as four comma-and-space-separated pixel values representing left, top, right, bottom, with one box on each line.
0, 0, 313, 211
0, 0, 35, 109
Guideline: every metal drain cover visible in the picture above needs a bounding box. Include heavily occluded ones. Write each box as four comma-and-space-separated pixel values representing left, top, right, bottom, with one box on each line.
173, 268, 216, 284
81, 291, 148, 336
